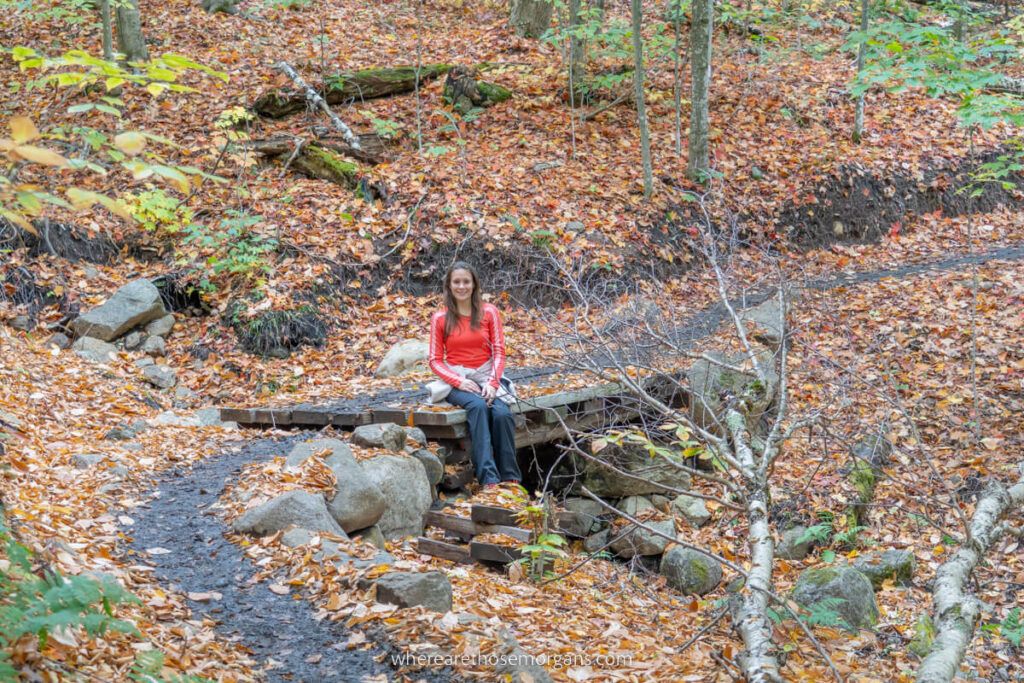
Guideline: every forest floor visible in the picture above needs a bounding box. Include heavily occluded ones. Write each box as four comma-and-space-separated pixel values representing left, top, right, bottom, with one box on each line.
2, 0, 1024, 681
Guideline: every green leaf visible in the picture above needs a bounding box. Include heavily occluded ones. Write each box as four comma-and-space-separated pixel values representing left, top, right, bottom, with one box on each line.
820, 549, 836, 564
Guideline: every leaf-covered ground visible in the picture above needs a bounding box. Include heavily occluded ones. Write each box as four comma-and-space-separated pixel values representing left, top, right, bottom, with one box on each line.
2, 0, 1024, 680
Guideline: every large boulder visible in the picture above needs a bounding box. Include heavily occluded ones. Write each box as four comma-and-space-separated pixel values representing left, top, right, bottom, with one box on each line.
687, 348, 778, 433
375, 571, 452, 613
72, 337, 117, 363
232, 490, 346, 537
324, 447, 387, 533
375, 339, 429, 378
609, 519, 675, 558
409, 449, 444, 486
660, 546, 723, 595
71, 279, 166, 342
360, 454, 431, 539
776, 525, 814, 561
740, 296, 786, 350
670, 494, 711, 528
852, 549, 915, 590
576, 441, 691, 498
285, 438, 351, 470
792, 566, 878, 631
352, 423, 407, 452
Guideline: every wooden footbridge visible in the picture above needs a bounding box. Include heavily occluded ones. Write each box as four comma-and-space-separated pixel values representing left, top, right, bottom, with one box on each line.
220, 370, 686, 490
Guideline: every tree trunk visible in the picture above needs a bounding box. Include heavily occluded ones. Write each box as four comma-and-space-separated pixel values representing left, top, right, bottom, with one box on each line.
568, 0, 586, 105
253, 65, 452, 119
510, 0, 553, 39
631, 0, 653, 199
852, 0, 868, 143
688, 0, 713, 181
114, 0, 148, 62
99, 0, 114, 61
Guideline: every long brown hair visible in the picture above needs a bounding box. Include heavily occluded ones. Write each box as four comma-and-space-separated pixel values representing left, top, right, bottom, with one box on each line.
442, 261, 483, 338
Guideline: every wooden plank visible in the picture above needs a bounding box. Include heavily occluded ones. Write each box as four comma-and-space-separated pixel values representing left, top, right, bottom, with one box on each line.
470, 541, 523, 564
331, 411, 372, 427
421, 423, 468, 439
416, 537, 473, 564
471, 504, 519, 527
371, 407, 411, 425
411, 410, 467, 426
290, 404, 331, 426
252, 408, 292, 426
534, 405, 568, 425
512, 383, 624, 413
220, 408, 255, 424
440, 463, 474, 489
424, 511, 476, 540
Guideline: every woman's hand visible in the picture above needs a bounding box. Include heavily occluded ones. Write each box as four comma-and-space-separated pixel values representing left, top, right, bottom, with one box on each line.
459, 378, 482, 394
481, 383, 497, 404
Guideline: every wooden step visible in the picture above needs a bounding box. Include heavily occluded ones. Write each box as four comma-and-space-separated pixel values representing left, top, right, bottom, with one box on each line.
416, 537, 473, 564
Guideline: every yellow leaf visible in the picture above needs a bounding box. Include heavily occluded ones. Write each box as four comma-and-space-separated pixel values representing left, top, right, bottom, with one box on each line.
114, 131, 146, 156
10, 116, 38, 144
0, 209, 35, 235
981, 437, 1000, 451
146, 82, 166, 96
14, 144, 68, 167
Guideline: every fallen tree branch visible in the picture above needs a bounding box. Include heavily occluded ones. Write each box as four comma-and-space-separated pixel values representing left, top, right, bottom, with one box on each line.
272, 61, 361, 150
916, 474, 1024, 683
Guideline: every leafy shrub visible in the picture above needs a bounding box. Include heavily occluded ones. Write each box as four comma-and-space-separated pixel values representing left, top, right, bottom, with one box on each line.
183, 211, 277, 286
124, 188, 194, 237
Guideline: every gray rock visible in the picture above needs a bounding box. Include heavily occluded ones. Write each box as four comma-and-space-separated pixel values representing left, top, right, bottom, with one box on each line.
409, 449, 443, 486
609, 519, 675, 558
10, 315, 31, 331
47, 333, 71, 350
150, 411, 200, 427
792, 566, 879, 630
563, 497, 605, 518
494, 626, 555, 683
346, 550, 395, 572
584, 529, 610, 554
195, 408, 225, 426
777, 525, 814, 561
404, 427, 427, 448
71, 278, 166, 342
660, 546, 723, 595
565, 220, 585, 232
142, 365, 176, 389
285, 438, 352, 470
670, 494, 711, 528
351, 423, 407, 451
617, 496, 655, 518
353, 525, 387, 550
72, 453, 106, 469
232, 490, 347, 537
83, 266, 100, 280
360, 454, 431, 539
852, 550, 916, 590
135, 357, 155, 368
174, 386, 196, 402
104, 426, 134, 440
851, 434, 893, 469
556, 510, 604, 538
281, 528, 316, 548
374, 339, 429, 378
576, 441, 691, 498
72, 337, 117, 363
687, 348, 778, 434
740, 297, 787, 350
141, 335, 166, 357
0, 410, 24, 431
120, 442, 144, 453
123, 331, 145, 350
145, 314, 176, 338
375, 571, 452, 613
109, 465, 129, 479
324, 447, 386, 533
650, 494, 671, 512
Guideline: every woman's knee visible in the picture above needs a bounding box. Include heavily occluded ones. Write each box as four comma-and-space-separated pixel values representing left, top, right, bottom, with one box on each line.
490, 402, 513, 422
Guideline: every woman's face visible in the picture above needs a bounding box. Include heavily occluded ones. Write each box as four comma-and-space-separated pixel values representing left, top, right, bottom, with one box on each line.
449, 269, 475, 304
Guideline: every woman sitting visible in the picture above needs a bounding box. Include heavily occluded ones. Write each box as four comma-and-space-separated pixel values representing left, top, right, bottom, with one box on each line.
427, 261, 521, 488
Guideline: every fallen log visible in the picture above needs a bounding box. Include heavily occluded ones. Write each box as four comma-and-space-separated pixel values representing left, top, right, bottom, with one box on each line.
916, 473, 1024, 683
251, 137, 360, 188
254, 64, 453, 118
442, 65, 512, 115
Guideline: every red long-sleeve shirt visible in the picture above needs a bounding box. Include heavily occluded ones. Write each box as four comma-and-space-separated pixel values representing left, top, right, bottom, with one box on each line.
428, 303, 506, 388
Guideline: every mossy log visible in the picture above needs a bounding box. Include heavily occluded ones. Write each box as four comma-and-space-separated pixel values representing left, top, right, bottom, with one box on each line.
442, 66, 512, 115
253, 64, 453, 118
251, 137, 361, 187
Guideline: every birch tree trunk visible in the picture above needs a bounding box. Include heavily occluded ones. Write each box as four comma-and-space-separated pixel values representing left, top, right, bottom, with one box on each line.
688, 0, 713, 181
852, 0, 868, 143
115, 0, 149, 62
631, 0, 653, 199
510, 0, 553, 39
